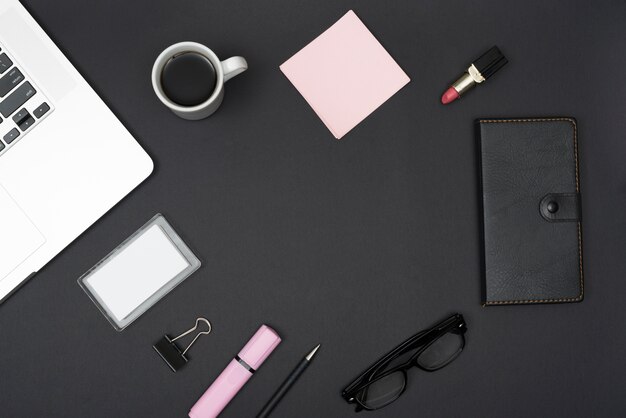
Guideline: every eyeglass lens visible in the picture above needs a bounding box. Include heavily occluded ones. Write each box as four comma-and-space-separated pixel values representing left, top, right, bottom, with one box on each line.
356, 330, 463, 410
417, 332, 464, 370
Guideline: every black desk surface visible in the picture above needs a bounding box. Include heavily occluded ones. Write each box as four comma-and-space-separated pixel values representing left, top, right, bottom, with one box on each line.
2, 0, 626, 417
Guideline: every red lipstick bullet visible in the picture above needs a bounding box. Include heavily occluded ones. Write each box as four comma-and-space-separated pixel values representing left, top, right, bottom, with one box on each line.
441, 87, 460, 105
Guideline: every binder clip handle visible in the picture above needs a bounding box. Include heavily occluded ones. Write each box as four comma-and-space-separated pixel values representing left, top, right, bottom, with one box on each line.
171, 317, 212, 355
153, 317, 212, 372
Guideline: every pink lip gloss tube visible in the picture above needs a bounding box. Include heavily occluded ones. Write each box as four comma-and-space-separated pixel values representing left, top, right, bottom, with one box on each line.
189, 324, 281, 418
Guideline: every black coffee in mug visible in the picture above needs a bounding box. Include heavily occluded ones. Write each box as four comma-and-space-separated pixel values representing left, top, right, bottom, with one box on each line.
153, 42, 247, 119
161, 52, 217, 106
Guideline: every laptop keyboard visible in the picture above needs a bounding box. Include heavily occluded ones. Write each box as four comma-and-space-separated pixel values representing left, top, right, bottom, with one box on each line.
0, 45, 53, 156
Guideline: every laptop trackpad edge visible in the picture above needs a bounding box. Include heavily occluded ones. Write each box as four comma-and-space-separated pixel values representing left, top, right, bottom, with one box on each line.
0, 184, 46, 280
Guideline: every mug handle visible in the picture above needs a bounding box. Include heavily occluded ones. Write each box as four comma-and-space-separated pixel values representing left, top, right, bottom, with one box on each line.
221, 56, 248, 82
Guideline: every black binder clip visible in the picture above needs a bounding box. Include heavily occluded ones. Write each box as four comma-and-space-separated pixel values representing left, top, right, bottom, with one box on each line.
153, 317, 212, 372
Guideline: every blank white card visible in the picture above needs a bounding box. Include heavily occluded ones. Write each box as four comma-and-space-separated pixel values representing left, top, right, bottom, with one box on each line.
85, 224, 190, 321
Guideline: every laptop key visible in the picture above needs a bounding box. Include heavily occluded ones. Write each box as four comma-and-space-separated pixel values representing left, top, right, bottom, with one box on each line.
18, 115, 35, 131
33, 102, 50, 118
0, 141, 4, 152
3, 127, 19, 144
0, 53, 12, 74
0, 82, 36, 118
0, 68, 24, 97
13, 108, 35, 131
12, 108, 29, 124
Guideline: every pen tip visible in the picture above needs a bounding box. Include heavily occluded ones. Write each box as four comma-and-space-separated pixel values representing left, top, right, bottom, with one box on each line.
306, 344, 321, 361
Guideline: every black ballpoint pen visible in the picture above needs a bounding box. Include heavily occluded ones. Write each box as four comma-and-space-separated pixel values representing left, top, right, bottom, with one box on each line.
257, 344, 321, 418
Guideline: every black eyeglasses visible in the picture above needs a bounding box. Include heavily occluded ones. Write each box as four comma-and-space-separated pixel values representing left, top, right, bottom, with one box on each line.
342, 313, 467, 411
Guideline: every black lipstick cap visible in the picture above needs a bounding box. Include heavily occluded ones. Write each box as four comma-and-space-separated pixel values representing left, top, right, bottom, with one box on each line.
474, 46, 508, 79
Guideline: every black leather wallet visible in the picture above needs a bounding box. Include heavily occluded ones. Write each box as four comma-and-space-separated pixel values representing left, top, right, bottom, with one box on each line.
477, 118, 584, 305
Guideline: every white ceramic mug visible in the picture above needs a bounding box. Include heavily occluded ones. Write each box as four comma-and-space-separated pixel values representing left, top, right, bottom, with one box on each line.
152, 42, 247, 120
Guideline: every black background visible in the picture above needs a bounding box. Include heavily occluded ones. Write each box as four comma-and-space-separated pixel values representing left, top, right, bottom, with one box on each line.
1, 0, 626, 417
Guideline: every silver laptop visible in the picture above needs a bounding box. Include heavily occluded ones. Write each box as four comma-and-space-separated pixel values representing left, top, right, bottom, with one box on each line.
0, 0, 153, 302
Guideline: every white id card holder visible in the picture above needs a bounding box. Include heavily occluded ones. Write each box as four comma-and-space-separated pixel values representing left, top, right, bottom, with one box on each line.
78, 214, 201, 331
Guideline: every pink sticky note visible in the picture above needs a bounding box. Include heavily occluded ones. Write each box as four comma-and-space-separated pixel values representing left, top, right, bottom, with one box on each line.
280, 10, 410, 139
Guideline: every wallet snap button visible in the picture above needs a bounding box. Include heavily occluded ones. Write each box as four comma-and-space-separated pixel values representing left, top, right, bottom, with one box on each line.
540, 193, 579, 222
547, 201, 559, 213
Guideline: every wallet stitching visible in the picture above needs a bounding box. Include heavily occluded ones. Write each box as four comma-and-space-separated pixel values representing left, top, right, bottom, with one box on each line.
479, 118, 584, 305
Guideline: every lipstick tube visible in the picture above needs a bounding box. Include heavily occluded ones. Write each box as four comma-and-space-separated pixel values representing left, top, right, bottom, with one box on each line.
449, 64, 485, 98
441, 46, 507, 105
189, 325, 281, 418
